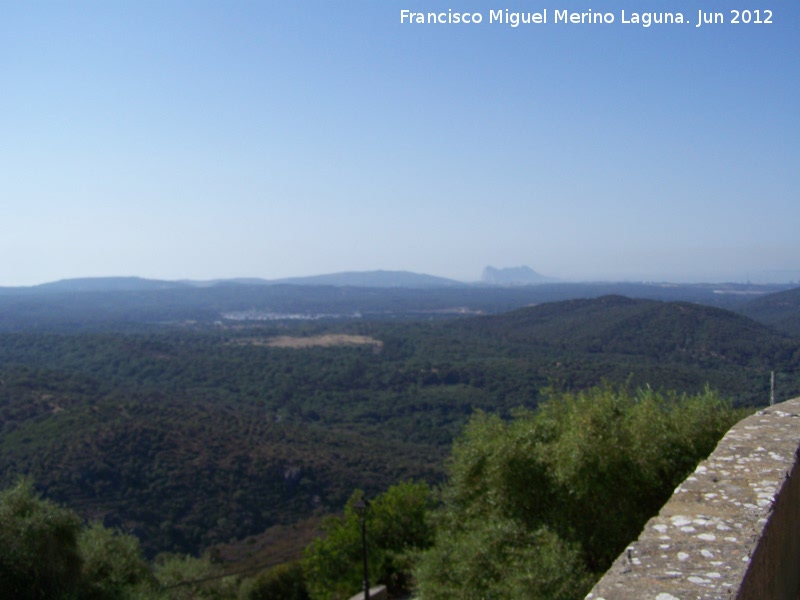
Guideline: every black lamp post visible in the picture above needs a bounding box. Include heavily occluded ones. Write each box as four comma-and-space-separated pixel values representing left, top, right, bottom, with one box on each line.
353, 497, 370, 600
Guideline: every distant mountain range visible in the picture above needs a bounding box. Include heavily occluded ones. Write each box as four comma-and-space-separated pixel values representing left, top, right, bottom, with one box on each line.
1, 271, 798, 335
481, 265, 557, 285
27, 277, 189, 293
7, 271, 465, 292
7, 267, 556, 292
263, 270, 466, 288
4, 267, 796, 294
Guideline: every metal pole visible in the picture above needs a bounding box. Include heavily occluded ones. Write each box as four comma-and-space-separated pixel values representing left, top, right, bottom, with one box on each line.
361, 512, 369, 600
354, 497, 370, 600
770, 371, 775, 406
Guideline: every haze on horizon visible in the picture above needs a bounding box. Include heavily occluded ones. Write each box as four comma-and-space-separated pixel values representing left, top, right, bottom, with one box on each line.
2, 1, 798, 288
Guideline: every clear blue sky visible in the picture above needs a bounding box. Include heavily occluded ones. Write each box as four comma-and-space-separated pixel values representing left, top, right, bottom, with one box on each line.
2, 0, 798, 285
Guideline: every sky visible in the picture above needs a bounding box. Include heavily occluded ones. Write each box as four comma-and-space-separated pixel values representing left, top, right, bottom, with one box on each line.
1, 0, 798, 286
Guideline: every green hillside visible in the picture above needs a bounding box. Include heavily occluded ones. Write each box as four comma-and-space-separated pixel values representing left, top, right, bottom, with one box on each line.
456, 295, 796, 364
0, 348, 444, 558
737, 285, 800, 337
1, 295, 798, 560
430, 296, 800, 401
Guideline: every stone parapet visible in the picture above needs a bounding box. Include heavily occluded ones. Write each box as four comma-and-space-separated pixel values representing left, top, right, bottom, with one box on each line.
586, 397, 800, 600
347, 585, 388, 600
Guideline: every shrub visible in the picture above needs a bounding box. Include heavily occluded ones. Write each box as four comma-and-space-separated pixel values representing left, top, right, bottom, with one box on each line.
414, 385, 744, 599
0, 479, 83, 599
304, 481, 435, 600
238, 561, 309, 600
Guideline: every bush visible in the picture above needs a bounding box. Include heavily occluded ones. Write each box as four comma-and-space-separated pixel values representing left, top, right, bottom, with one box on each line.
77, 522, 156, 599
414, 517, 592, 600
154, 552, 238, 600
238, 561, 309, 600
304, 481, 435, 600
0, 479, 83, 599
414, 385, 744, 599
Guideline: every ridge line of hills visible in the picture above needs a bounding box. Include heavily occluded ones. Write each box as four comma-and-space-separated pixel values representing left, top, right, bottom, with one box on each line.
2, 268, 797, 293
0, 271, 798, 336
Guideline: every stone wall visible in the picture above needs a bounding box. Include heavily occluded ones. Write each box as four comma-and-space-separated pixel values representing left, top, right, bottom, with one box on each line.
346, 585, 387, 600
586, 397, 800, 600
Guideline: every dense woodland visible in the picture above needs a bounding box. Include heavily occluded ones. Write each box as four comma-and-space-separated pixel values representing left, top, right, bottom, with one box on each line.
1, 281, 799, 598
738, 285, 800, 337
0, 386, 747, 600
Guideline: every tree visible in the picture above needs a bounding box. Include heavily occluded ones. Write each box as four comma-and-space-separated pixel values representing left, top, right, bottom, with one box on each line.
238, 562, 309, 600
414, 385, 745, 599
77, 522, 156, 599
153, 552, 238, 600
414, 516, 591, 600
304, 481, 435, 600
0, 479, 83, 599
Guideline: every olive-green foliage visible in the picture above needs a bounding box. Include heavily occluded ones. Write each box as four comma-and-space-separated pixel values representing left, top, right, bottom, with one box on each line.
304, 481, 435, 600
0, 479, 263, 600
3, 294, 796, 558
519, 384, 742, 569
415, 385, 746, 599
153, 553, 238, 600
77, 522, 157, 599
0, 479, 83, 599
413, 517, 592, 600
238, 561, 309, 600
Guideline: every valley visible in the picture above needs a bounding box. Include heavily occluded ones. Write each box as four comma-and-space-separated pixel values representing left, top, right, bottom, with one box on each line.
1, 278, 799, 566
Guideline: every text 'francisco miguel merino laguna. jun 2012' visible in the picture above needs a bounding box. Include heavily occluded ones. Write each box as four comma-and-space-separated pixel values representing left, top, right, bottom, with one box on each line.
399, 8, 774, 28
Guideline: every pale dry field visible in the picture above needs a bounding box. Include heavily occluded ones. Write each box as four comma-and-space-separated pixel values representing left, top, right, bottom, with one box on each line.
232, 334, 383, 349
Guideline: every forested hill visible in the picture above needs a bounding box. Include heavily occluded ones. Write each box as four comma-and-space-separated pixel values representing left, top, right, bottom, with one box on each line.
737, 286, 800, 337
411, 295, 799, 401
452, 295, 798, 364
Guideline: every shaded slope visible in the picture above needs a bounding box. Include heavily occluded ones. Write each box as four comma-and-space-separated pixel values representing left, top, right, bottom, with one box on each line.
0, 371, 441, 558
442, 296, 800, 401
459, 295, 796, 363
737, 286, 800, 337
